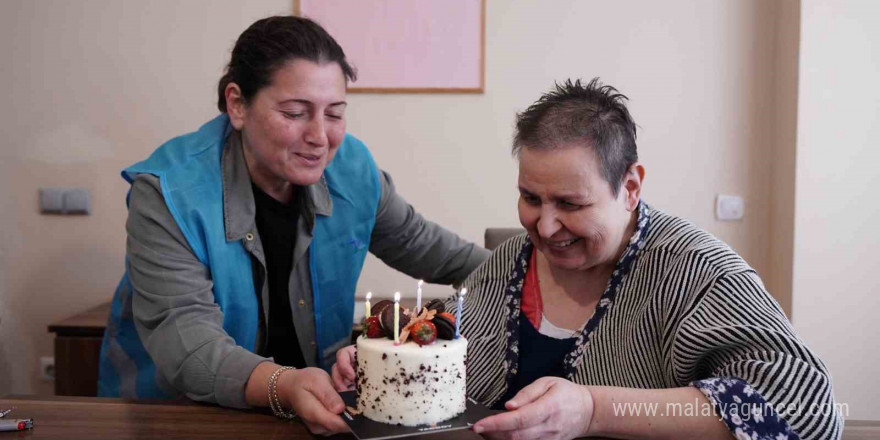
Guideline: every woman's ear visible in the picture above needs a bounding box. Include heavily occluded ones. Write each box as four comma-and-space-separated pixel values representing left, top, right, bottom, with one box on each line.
621, 163, 645, 211
225, 83, 246, 130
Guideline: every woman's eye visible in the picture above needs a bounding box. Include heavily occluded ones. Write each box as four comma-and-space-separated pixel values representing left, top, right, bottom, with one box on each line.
282, 112, 305, 120
560, 201, 582, 210
325, 113, 344, 120
521, 194, 540, 205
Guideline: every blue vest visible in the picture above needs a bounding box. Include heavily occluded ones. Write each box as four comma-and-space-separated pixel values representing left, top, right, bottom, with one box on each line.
98, 115, 381, 398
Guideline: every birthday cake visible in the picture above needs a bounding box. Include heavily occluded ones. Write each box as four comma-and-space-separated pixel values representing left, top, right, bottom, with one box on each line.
355, 298, 467, 427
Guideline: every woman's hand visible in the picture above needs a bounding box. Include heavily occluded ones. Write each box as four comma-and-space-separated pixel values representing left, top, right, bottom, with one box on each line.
278, 367, 349, 436
330, 345, 357, 391
473, 377, 594, 440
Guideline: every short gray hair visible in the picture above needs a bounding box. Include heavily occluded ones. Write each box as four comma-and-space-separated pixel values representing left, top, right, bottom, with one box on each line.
513, 78, 638, 196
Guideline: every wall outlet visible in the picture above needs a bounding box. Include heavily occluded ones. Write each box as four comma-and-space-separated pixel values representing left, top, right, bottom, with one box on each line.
715, 194, 745, 221
40, 356, 55, 381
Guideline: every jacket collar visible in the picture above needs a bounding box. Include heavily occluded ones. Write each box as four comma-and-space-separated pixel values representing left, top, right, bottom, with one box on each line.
308, 173, 333, 217
222, 130, 332, 242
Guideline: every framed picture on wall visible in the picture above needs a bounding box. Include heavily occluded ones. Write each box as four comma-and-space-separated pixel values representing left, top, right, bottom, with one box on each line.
294, 0, 485, 94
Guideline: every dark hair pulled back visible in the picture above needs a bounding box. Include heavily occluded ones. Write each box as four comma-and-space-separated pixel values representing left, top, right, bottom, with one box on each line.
217, 16, 356, 113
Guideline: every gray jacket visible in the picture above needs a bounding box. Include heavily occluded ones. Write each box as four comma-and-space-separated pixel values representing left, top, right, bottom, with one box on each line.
126, 132, 489, 407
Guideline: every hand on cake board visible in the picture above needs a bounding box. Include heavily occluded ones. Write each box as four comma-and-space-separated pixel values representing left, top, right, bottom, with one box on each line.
280, 367, 350, 435
472, 377, 594, 440
331, 345, 358, 391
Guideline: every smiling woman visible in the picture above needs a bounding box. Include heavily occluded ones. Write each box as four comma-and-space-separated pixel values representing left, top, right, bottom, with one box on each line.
455, 79, 843, 440
96, 15, 489, 437
517, 146, 641, 276
227, 60, 349, 197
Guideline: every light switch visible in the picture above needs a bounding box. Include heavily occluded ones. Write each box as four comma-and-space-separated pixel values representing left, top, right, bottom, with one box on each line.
715, 195, 744, 221
39, 188, 65, 213
63, 188, 91, 214
39, 187, 91, 215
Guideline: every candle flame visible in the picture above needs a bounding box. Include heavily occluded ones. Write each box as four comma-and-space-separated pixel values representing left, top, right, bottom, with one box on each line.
418, 280, 424, 287
366, 291, 372, 300
460, 288, 467, 297
394, 291, 401, 301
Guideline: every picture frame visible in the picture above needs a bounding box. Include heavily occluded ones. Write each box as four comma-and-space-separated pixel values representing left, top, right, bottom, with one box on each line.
293, 0, 485, 94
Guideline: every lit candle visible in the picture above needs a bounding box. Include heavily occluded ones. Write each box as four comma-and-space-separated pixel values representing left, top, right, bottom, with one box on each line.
393, 291, 401, 345
455, 288, 466, 339
365, 291, 372, 318
416, 280, 424, 312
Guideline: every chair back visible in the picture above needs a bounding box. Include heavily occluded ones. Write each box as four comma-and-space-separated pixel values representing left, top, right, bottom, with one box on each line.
484, 228, 525, 250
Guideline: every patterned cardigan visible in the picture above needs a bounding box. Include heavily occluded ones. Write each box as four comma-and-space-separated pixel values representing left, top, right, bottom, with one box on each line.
453, 202, 842, 440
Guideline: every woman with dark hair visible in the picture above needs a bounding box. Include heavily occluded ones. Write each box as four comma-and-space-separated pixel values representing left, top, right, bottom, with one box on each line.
98, 16, 488, 435
334, 79, 842, 440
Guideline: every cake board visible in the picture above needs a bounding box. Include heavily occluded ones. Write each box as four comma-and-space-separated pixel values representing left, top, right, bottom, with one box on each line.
340, 391, 496, 439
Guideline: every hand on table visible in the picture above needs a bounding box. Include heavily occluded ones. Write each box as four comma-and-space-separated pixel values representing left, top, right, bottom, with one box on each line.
331, 345, 357, 391
472, 377, 594, 440
279, 367, 349, 436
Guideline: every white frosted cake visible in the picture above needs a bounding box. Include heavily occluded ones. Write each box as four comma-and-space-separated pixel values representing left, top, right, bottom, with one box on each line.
356, 336, 467, 426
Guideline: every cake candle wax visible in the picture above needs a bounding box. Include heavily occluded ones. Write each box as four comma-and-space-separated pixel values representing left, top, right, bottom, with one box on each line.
365, 291, 372, 317
455, 288, 466, 339
393, 291, 401, 345
416, 280, 424, 311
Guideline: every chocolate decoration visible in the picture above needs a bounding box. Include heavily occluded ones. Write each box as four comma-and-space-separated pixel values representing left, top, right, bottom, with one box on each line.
433, 314, 456, 340
424, 298, 446, 314
371, 299, 394, 317
380, 303, 411, 339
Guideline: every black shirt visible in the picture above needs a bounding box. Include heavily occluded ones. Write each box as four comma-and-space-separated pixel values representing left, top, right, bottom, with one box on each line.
493, 313, 575, 410
252, 184, 307, 368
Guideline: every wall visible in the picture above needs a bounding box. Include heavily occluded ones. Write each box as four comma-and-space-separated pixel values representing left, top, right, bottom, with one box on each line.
351, 0, 782, 312
767, 0, 801, 316
793, 0, 880, 421
0, 0, 785, 396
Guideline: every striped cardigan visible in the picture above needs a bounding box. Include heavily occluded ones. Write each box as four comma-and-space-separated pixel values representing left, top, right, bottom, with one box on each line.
454, 203, 842, 440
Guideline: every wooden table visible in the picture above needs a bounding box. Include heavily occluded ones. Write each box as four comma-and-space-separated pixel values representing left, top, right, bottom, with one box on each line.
0, 395, 483, 439
844, 420, 880, 440
47, 302, 111, 396
2, 395, 876, 439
